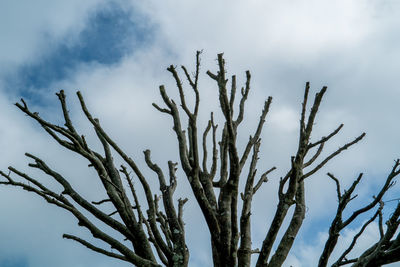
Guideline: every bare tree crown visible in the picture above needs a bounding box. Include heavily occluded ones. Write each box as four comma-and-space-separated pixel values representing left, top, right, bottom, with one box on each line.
1, 52, 399, 267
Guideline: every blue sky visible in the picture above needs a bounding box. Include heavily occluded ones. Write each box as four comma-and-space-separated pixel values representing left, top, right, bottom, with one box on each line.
0, 257, 28, 267
3, 1, 152, 103
1, 1, 400, 267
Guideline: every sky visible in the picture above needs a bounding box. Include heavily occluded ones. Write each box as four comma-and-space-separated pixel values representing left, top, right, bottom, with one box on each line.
0, 0, 400, 266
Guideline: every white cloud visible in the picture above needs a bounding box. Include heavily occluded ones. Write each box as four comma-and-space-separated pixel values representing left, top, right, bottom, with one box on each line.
136, 0, 377, 64
289, 222, 400, 267
0, 0, 106, 75
1, 1, 400, 266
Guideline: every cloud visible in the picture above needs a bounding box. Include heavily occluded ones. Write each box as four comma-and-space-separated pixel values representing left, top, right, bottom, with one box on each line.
136, 0, 376, 62
1, 0, 153, 105
288, 221, 399, 267
0, 0, 107, 74
1, 1, 400, 267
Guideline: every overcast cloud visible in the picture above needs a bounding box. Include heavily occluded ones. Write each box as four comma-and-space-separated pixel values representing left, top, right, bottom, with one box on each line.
1, 1, 400, 266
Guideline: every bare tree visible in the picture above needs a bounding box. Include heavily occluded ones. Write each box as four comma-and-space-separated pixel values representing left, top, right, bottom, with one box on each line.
1, 52, 399, 267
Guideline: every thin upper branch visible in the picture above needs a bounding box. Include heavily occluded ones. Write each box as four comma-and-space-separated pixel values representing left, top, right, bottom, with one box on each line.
63, 234, 130, 262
